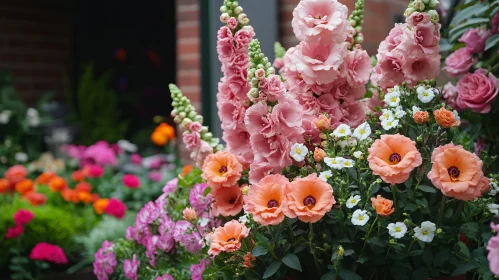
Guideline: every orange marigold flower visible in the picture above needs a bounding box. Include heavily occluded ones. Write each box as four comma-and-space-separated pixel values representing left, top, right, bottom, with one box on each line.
75, 181, 92, 193
71, 170, 86, 182
77, 191, 93, 204
36, 171, 56, 185
367, 134, 423, 185
5, 165, 27, 185
15, 179, 34, 195
211, 185, 244, 217
151, 130, 168, 146
243, 252, 256, 268
413, 111, 429, 125
245, 174, 288, 226
93, 198, 110, 214
434, 107, 460, 128
181, 165, 193, 177
61, 189, 79, 203
157, 123, 176, 139
282, 173, 335, 223
23, 192, 47, 206
0, 178, 9, 193
313, 147, 327, 162
202, 151, 243, 189
428, 143, 490, 201
208, 220, 249, 257
48, 177, 68, 192
371, 195, 394, 217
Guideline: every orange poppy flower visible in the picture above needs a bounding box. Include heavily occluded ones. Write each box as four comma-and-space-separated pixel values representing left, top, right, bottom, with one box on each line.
93, 198, 110, 214
208, 220, 249, 257
23, 192, 47, 206
71, 170, 86, 182
0, 178, 9, 193
282, 173, 335, 223
211, 185, 243, 217
36, 171, 56, 185
48, 176, 68, 192
181, 165, 193, 177
371, 195, 394, 217
202, 151, 243, 189
245, 174, 289, 226
157, 123, 175, 139
15, 179, 34, 195
428, 143, 490, 201
75, 182, 92, 193
61, 189, 79, 203
314, 147, 327, 162
367, 134, 423, 185
151, 130, 168, 146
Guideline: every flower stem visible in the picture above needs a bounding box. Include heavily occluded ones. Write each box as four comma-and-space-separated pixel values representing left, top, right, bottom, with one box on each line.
391, 185, 399, 220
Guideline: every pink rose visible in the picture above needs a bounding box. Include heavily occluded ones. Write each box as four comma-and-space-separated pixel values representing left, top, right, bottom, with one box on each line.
456, 69, 499, 114
412, 22, 440, 55
183, 132, 201, 150
443, 47, 476, 78
405, 12, 431, 27
340, 49, 372, 86
291, 0, 349, 46
459, 28, 490, 54
189, 122, 202, 133
401, 50, 440, 86
340, 101, 366, 128
289, 41, 346, 85
227, 17, 238, 30
442, 82, 459, 110
378, 24, 407, 54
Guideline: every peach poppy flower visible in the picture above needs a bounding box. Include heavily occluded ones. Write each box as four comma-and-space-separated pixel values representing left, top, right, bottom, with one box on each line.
48, 176, 68, 192
282, 173, 335, 223
211, 184, 243, 217
202, 151, 243, 189
434, 107, 460, 128
367, 134, 423, 185
413, 111, 429, 125
93, 198, 110, 214
245, 174, 289, 226
371, 195, 394, 217
0, 178, 9, 193
24, 192, 47, 206
313, 115, 331, 131
208, 220, 250, 257
36, 171, 56, 185
15, 179, 34, 195
428, 143, 490, 201
314, 147, 327, 162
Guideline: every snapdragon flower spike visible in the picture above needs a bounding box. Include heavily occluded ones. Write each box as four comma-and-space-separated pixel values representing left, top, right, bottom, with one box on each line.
219, 0, 249, 34
274, 42, 286, 59
247, 39, 276, 101
404, 0, 440, 20
348, 0, 365, 47
169, 84, 222, 152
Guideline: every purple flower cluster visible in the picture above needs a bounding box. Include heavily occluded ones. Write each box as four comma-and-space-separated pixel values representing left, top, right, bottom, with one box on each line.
93, 241, 117, 280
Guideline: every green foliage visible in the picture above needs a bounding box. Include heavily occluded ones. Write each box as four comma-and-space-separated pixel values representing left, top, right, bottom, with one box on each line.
70, 64, 127, 145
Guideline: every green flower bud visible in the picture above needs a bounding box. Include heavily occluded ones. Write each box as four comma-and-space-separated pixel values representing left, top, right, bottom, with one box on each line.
179, 112, 186, 119
404, 7, 416, 17
220, 6, 228, 13
355, 26, 362, 33
188, 111, 197, 119
429, 0, 439, 8
174, 115, 182, 123
349, 19, 357, 26
194, 115, 203, 123
404, 219, 409, 225
389, 239, 397, 244
202, 132, 213, 141
234, 6, 243, 15
436, 228, 442, 234
428, 10, 439, 23
338, 246, 344, 257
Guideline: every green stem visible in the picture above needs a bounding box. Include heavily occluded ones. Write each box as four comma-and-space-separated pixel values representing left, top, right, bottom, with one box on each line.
406, 239, 416, 257
391, 185, 399, 220
360, 217, 378, 256
437, 195, 447, 228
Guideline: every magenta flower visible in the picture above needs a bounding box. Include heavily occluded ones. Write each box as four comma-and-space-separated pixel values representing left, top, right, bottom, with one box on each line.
123, 254, 139, 280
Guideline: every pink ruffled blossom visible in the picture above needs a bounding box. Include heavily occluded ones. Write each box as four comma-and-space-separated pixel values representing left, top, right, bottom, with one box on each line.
234, 28, 254, 50
104, 198, 126, 219
122, 174, 141, 188
190, 259, 209, 280
488, 232, 499, 275
223, 124, 254, 164
258, 75, 286, 102
378, 24, 406, 54
189, 183, 213, 213
83, 141, 118, 167
156, 275, 174, 280
30, 242, 68, 264
459, 27, 490, 54
93, 241, 117, 280
123, 254, 139, 280
443, 47, 476, 78
249, 160, 273, 185
372, 51, 406, 89
411, 21, 440, 55
173, 221, 202, 253
189, 122, 202, 133
330, 79, 366, 101
190, 140, 213, 168
130, 153, 142, 165
14, 209, 34, 225
162, 178, 178, 194
227, 17, 238, 30
291, 0, 349, 46
442, 82, 459, 110
218, 100, 246, 131
405, 12, 431, 27
340, 49, 372, 86
340, 101, 366, 128
148, 171, 163, 183
136, 202, 160, 228
182, 132, 201, 150
250, 133, 299, 170
401, 50, 440, 86
456, 69, 499, 114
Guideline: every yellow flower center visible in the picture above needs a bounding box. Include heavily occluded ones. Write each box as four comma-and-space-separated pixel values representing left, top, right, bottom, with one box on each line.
359, 129, 365, 135
344, 162, 351, 166
295, 148, 302, 154
395, 227, 401, 232
339, 129, 345, 134
422, 230, 428, 236
391, 97, 397, 102
358, 215, 364, 221
350, 199, 357, 204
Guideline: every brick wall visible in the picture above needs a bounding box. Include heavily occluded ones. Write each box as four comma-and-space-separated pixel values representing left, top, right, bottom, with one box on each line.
0, 0, 71, 105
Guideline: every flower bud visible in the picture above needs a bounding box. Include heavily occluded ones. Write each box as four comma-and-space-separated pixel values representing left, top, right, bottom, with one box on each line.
338, 246, 344, 257
183, 207, 197, 222
194, 115, 203, 123
413, 0, 425, 11
436, 228, 442, 234
389, 239, 397, 244
314, 148, 327, 162
429, 0, 439, 8
404, 219, 409, 225
413, 111, 429, 125
174, 115, 181, 123
220, 6, 228, 13
181, 118, 193, 130
314, 115, 332, 131
237, 13, 249, 25
242, 185, 249, 195
234, 6, 243, 15
202, 132, 213, 141
255, 68, 266, 80
220, 13, 230, 23
428, 10, 439, 23
404, 7, 416, 17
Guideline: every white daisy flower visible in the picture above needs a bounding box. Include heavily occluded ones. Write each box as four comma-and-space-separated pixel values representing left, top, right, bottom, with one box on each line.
379, 109, 395, 122
417, 88, 435, 103
342, 159, 355, 168
290, 143, 308, 162
387, 222, 407, 239
416, 85, 425, 94
319, 170, 333, 182
345, 195, 361, 208
414, 221, 436, 243
332, 124, 352, 137
199, 218, 210, 227
238, 214, 249, 225
353, 122, 371, 141
15, 152, 28, 163
26, 108, 40, 127
388, 85, 401, 95
384, 91, 401, 107
490, 180, 499, 196
351, 209, 369, 226
324, 157, 344, 170
0, 110, 12, 124
353, 151, 363, 158
394, 106, 407, 118
118, 139, 138, 153
412, 106, 421, 115
381, 119, 399, 130
453, 110, 460, 121
488, 204, 499, 215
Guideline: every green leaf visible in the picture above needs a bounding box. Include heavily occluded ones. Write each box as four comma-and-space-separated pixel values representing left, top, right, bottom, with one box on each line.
417, 185, 436, 193
339, 269, 362, 280
344, 249, 355, 256
348, 168, 358, 181
457, 242, 471, 259
433, 249, 450, 267
370, 184, 380, 196
449, 18, 490, 42
404, 176, 414, 189
282, 254, 302, 272
263, 260, 282, 279
404, 203, 418, 211
412, 267, 429, 280
293, 244, 307, 254
450, 263, 476, 276
460, 222, 479, 240
450, 2, 489, 26
422, 247, 433, 267
485, 34, 499, 51
408, 250, 424, 256
203, 187, 212, 197
252, 246, 268, 257
321, 271, 337, 280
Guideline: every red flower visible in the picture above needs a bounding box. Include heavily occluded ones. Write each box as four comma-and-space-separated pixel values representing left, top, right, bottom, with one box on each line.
104, 198, 126, 219
122, 174, 141, 188
29, 242, 68, 264
6, 224, 24, 239
14, 209, 34, 225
